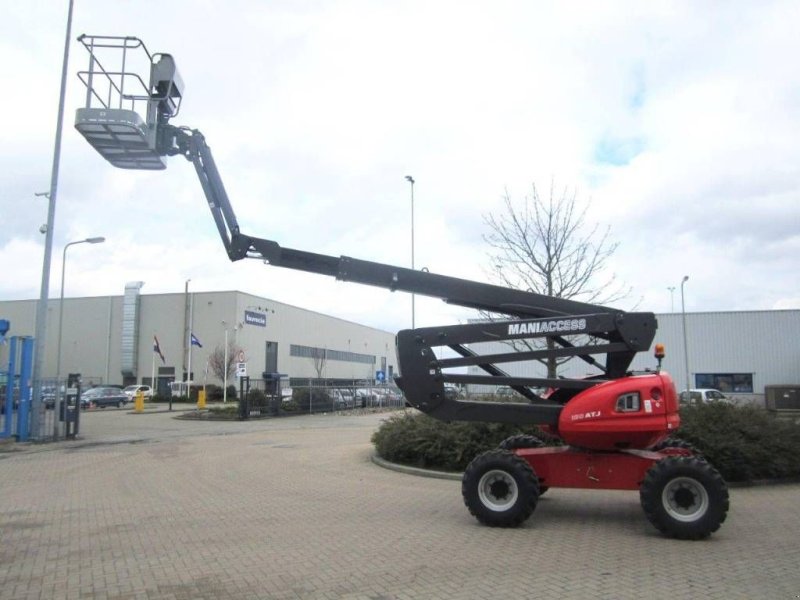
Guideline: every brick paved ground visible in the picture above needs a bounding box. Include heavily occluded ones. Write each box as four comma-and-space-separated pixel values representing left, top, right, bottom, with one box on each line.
1, 408, 799, 599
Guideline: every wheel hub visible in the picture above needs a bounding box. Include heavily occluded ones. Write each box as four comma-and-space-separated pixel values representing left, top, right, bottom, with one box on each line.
478, 469, 518, 511
662, 476, 709, 522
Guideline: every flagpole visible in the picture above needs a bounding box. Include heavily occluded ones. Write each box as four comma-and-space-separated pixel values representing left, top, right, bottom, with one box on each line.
151, 337, 156, 398
187, 292, 194, 393
203, 358, 209, 398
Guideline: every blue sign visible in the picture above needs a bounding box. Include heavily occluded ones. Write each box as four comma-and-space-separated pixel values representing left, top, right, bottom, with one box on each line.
244, 310, 267, 327
375, 370, 385, 383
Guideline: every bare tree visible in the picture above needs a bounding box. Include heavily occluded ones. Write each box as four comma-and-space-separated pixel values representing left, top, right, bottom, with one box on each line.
310, 347, 327, 381
483, 181, 631, 377
208, 340, 242, 384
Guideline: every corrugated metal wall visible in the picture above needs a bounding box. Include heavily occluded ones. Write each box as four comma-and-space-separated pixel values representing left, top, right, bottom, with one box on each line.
120, 282, 144, 378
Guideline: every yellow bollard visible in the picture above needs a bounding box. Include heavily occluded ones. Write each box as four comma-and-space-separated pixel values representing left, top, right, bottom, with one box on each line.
197, 389, 206, 410
134, 390, 144, 413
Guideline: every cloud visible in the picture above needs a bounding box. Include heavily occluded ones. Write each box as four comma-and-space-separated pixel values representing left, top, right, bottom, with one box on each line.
1, 0, 797, 333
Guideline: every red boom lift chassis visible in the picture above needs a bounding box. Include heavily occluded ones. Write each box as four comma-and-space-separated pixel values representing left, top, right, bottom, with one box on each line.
73, 35, 729, 539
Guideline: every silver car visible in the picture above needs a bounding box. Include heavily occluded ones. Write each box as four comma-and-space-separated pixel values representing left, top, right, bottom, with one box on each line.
679, 388, 732, 405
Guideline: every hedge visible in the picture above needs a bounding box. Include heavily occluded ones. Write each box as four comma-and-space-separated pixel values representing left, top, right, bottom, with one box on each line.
671, 402, 800, 482
371, 412, 554, 472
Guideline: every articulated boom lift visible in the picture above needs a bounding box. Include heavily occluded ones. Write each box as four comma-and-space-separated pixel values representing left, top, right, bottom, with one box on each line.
74, 35, 729, 539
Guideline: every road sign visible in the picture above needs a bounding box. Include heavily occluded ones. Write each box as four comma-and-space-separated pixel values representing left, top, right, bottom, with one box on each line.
375, 370, 385, 383
236, 362, 247, 377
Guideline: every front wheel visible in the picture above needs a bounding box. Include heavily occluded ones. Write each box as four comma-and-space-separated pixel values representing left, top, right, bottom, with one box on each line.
640, 456, 729, 540
462, 450, 539, 527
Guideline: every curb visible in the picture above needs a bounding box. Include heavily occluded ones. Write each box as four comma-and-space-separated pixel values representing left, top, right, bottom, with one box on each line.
727, 475, 800, 488
370, 453, 461, 481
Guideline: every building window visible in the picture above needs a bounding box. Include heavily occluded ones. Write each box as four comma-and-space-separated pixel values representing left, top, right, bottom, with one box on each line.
695, 373, 753, 393
290, 344, 375, 365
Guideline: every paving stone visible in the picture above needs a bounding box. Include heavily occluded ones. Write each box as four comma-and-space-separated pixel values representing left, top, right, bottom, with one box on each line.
0, 409, 799, 599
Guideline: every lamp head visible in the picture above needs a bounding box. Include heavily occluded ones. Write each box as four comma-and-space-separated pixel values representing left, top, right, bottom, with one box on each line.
86, 237, 105, 244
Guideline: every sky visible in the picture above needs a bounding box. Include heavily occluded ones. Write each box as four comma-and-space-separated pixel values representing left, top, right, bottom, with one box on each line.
1, 0, 798, 336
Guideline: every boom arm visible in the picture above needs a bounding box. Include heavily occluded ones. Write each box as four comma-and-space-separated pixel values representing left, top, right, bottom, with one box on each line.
159, 125, 657, 426
70, 28, 656, 428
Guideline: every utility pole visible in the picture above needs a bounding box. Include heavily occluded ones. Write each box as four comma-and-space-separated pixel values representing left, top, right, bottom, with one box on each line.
405, 175, 415, 329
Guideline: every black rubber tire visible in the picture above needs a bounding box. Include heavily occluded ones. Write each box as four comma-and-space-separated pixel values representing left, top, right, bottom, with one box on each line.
497, 435, 550, 495
640, 456, 729, 540
462, 450, 539, 527
117, 401, 124, 408
498, 434, 545, 450
651, 437, 702, 457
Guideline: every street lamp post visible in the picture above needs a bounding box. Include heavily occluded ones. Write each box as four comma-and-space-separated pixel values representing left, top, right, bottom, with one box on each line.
30, 0, 76, 439
680, 276, 690, 394
184, 278, 191, 383
404, 175, 415, 329
667, 286, 675, 313
54, 236, 105, 438
222, 321, 229, 404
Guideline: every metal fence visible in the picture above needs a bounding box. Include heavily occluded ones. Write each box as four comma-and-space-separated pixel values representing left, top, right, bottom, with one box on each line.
236, 377, 406, 419
1, 375, 92, 442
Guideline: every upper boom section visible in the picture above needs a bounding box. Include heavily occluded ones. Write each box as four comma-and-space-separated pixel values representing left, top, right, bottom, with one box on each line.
157, 124, 623, 322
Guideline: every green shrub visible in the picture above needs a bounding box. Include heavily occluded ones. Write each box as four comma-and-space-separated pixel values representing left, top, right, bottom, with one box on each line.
209, 403, 239, 417
247, 388, 267, 405
281, 398, 300, 412
673, 403, 800, 482
206, 385, 223, 401
371, 412, 552, 472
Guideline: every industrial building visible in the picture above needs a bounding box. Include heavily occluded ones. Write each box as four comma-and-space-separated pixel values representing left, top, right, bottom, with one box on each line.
0, 283, 397, 395
3, 285, 797, 403
466, 309, 800, 401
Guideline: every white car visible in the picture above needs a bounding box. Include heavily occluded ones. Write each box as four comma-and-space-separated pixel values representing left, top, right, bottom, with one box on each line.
679, 388, 731, 404
330, 389, 355, 408
123, 384, 152, 399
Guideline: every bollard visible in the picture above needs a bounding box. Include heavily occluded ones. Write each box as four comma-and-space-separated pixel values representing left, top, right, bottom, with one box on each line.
197, 389, 206, 410
134, 390, 144, 413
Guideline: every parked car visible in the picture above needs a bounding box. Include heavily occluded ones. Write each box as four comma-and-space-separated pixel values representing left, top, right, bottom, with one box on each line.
679, 388, 732, 405
330, 389, 355, 409
123, 384, 152, 399
41, 386, 58, 409
444, 385, 462, 401
81, 386, 129, 409
0, 385, 19, 414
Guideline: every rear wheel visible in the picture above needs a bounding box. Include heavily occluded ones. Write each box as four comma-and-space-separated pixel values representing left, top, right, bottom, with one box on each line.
462, 450, 539, 527
652, 437, 702, 458
640, 457, 728, 540
497, 435, 550, 495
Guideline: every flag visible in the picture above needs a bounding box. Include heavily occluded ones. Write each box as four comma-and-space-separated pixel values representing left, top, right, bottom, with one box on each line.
190, 333, 203, 348
153, 335, 165, 364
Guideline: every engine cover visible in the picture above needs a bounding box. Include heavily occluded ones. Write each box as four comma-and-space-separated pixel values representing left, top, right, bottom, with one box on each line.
558, 372, 680, 451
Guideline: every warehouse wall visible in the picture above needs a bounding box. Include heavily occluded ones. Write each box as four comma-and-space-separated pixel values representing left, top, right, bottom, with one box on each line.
0, 289, 396, 388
